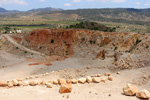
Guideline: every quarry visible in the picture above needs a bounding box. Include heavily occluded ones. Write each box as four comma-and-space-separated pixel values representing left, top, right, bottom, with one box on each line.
0, 29, 150, 100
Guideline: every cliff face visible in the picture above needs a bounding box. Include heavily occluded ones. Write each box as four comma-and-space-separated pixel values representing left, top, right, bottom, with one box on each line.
12, 29, 150, 58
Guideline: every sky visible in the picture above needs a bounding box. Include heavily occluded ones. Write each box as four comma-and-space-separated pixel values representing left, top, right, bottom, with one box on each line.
0, 0, 150, 11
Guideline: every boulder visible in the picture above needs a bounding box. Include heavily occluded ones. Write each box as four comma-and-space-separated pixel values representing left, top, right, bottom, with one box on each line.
66, 79, 72, 84
46, 82, 52, 88
22, 81, 29, 86
29, 80, 38, 86
0, 81, 8, 87
86, 76, 93, 83
12, 79, 18, 86
58, 79, 66, 85
78, 78, 86, 84
40, 81, 46, 86
60, 83, 72, 93
71, 79, 78, 84
92, 77, 100, 83
100, 77, 107, 83
18, 81, 23, 86
123, 84, 138, 96
136, 89, 150, 99
7, 82, 13, 88
53, 80, 58, 85
108, 76, 113, 81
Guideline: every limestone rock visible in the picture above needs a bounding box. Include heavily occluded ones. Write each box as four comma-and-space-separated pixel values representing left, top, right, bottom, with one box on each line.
53, 80, 58, 85
12, 79, 18, 86
8, 82, 13, 88
92, 77, 100, 83
104, 73, 111, 76
22, 81, 29, 86
78, 78, 86, 84
58, 79, 66, 85
136, 89, 150, 99
86, 76, 93, 83
41, 81, 46, 86
66, 79, 72, 84
108, 76, 113, 81
0, 81, 8, 87
116, 72, 120, 74
60, 83, 72, 93
71, 79, 78, 84
29, 80, 38, 86
18, 81, 23, 86
100, 77, 107, 83
46, 82, 52, 88
123, 84, 138, 96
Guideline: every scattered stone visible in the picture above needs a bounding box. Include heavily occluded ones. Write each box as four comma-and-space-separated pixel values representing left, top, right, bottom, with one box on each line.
108, 76, 113, 81
53, 80, 58, 85
67, 95, 70, 98
40, 81, 46, 86
60, 83, 72, 93
0, 81, 8, 87
45, 73, 49, 76
96, 74, 101, 77
29, 80, 38, 86
46, 82, 52, 88
78, 78, 86, 84
58, 79, 66, 85
71, 79, 78, 84
22, 81, 29, 86
86, 76, 93, 83
92, 77, 100, 83
100, 77, 107, 83
123, 83, 138, 96
7, 82, 13, 88
29, 76, 33, 79
136, 89, 150, 99
116, 72, 120, 74
104, 73, 111, 76
12, 79, 18, 86
18, 81, 23, 86
108, 94, 111, 96
66, 79, 72, 84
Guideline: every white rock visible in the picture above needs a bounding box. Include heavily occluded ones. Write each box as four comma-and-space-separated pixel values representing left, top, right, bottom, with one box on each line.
123, 83, 138, 96
71, 79, 78, 84
136, 89, 150, 99
46, 82, 52, 88
100, 77, 107, 83
86, 76, 93, 83
12, 79, 18, 86
92, 77, 100, 83
22, 81, 29, 86
29, 80, 38, 86
78, 78, 86, 84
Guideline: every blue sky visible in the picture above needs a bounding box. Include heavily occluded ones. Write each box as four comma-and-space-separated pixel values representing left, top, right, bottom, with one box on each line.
0, 0, 150, 11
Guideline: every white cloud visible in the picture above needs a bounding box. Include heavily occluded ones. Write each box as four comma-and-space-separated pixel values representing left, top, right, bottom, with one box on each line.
64, 3, 72, 6
136, 2, 140, 5
40, 0, 46, 2
144, 3, 150, 6
73, 0, 81, 2
0, 0, 28, 6
87, 0, 125, 3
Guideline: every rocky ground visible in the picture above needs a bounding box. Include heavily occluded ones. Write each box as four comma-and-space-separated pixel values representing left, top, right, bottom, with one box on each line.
0, 30, 150, 100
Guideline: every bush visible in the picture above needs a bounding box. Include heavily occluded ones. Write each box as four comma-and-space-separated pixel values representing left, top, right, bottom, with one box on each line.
51, 39, 54, 43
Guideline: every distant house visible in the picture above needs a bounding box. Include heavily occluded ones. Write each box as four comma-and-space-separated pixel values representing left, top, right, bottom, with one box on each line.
16, 30, 22, 33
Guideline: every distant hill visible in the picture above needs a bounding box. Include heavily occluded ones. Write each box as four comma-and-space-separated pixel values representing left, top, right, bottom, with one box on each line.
57, 8, 150, 25
28, 7, 63, 12
0, 7, 8, 13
